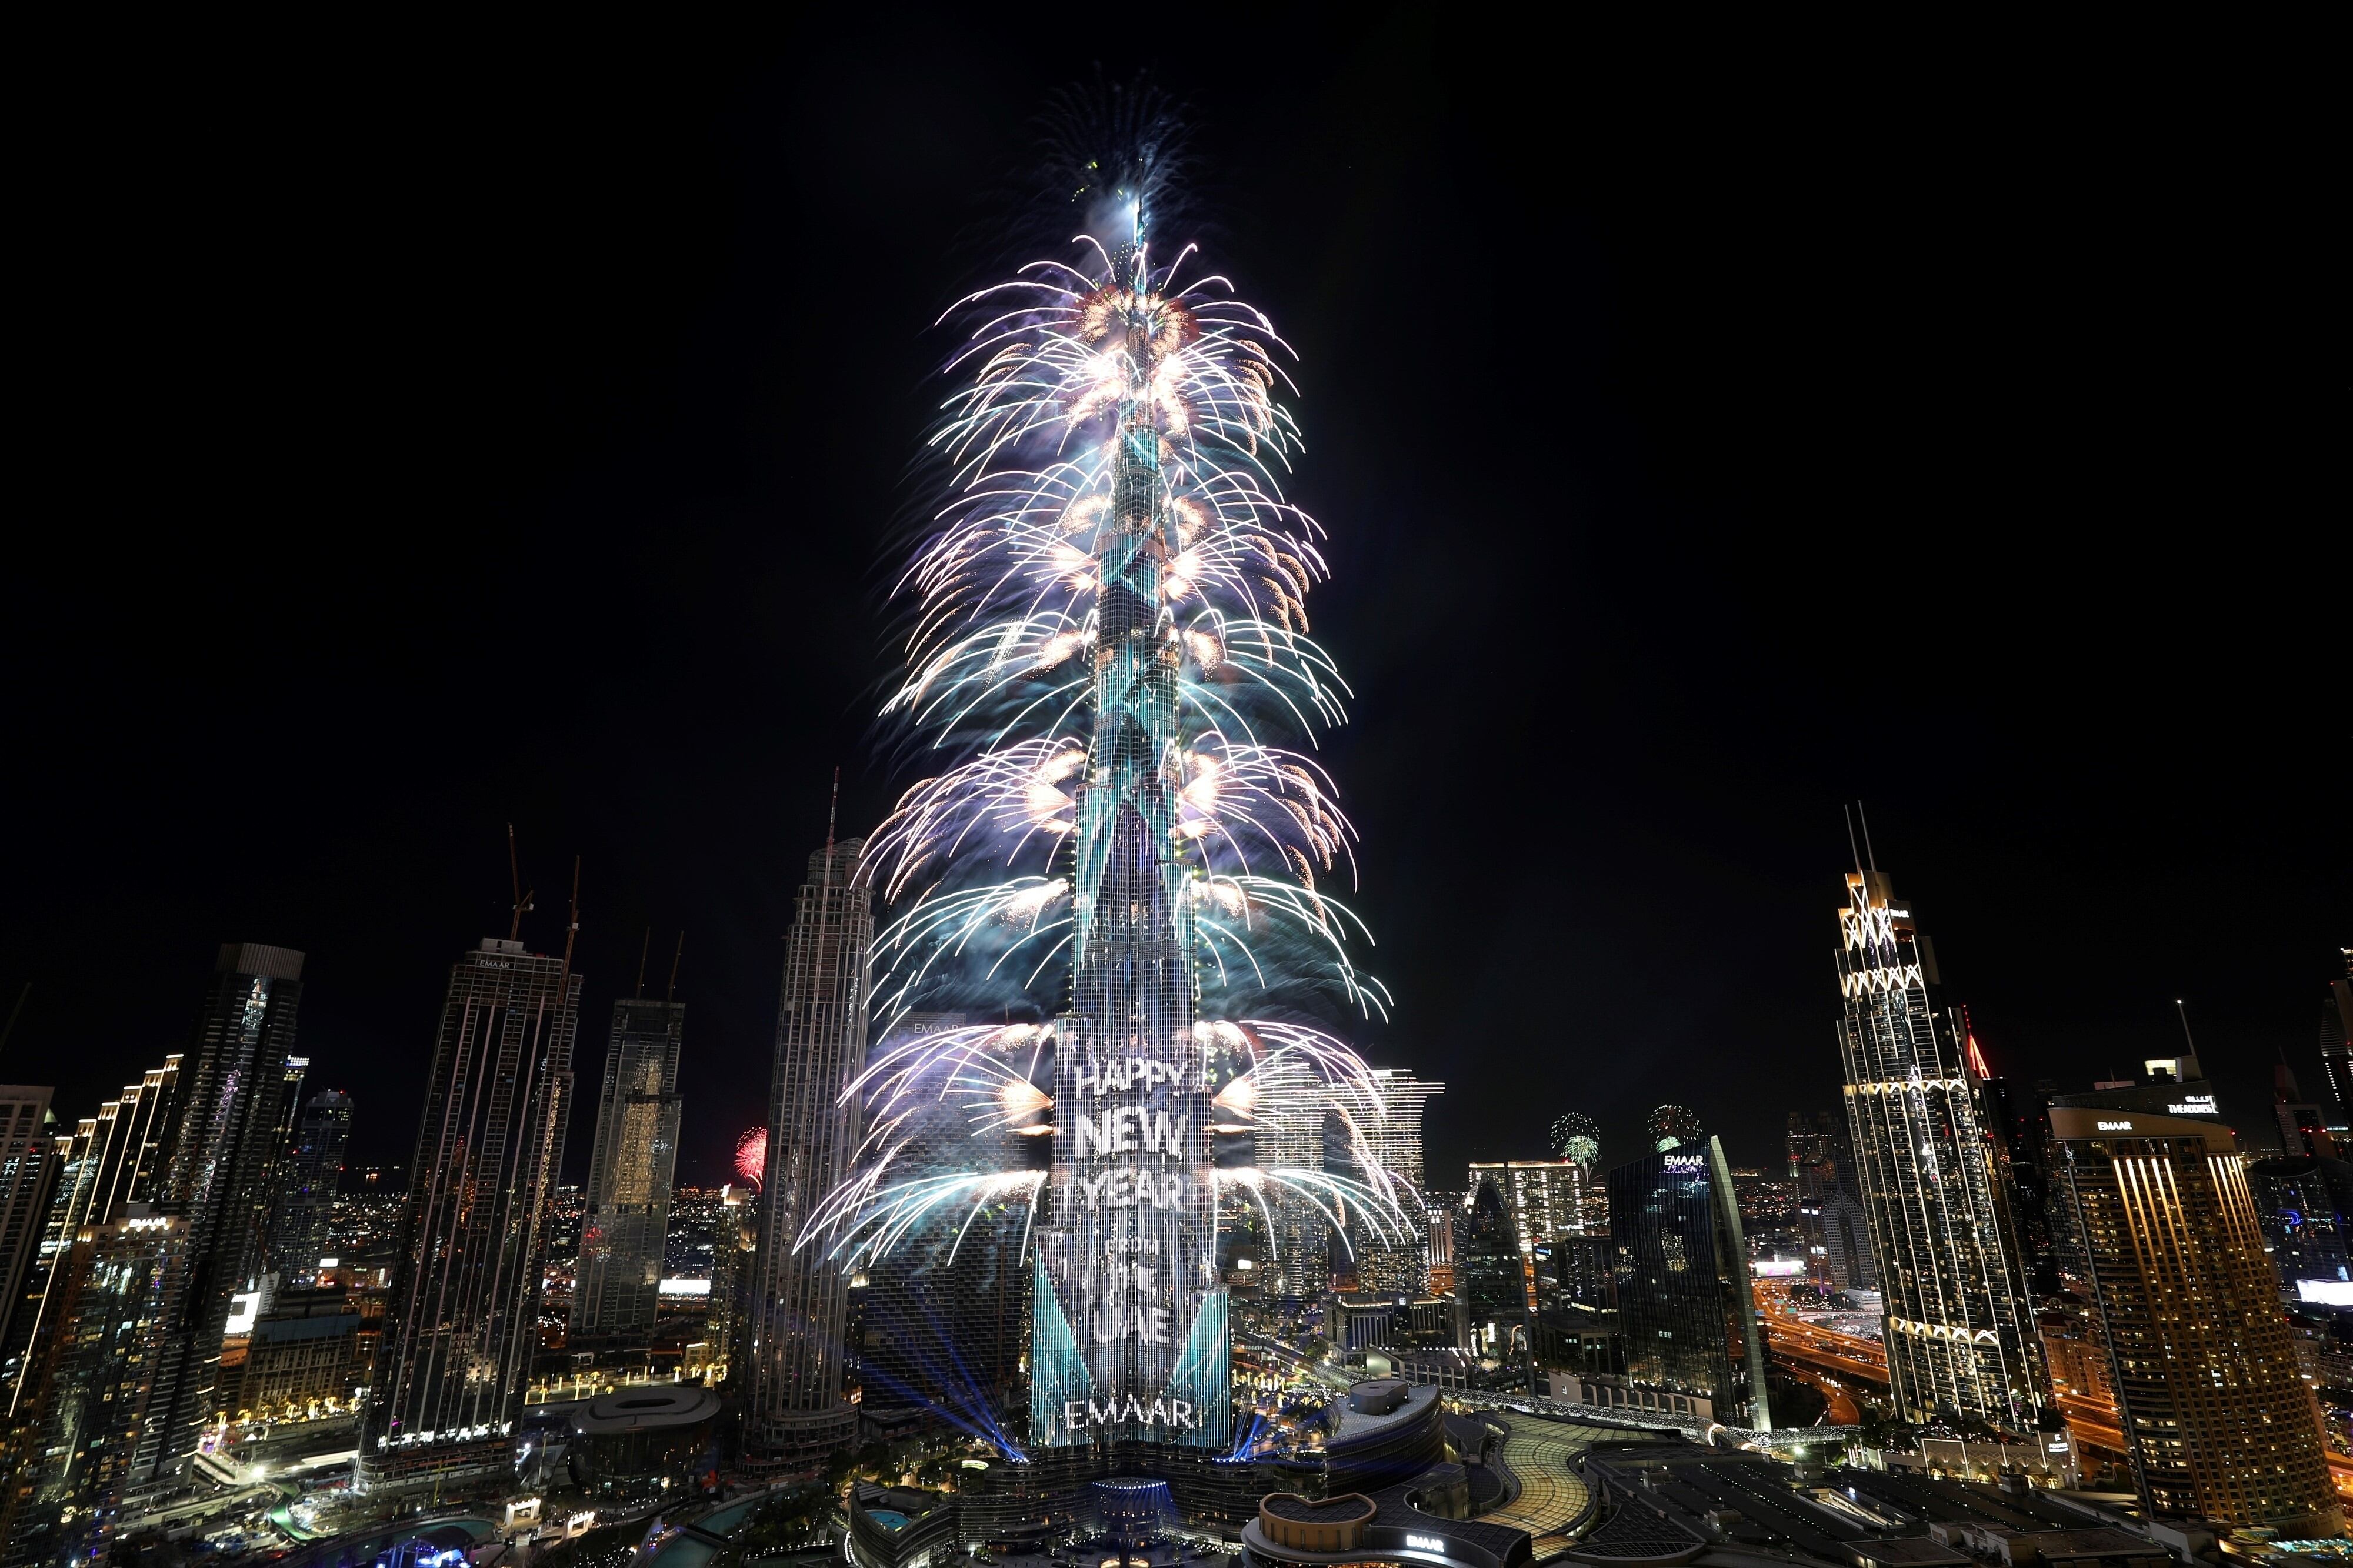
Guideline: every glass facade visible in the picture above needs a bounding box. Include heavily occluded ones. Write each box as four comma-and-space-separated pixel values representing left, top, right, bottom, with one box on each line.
1605, 1136, 1769, 1427
272, 1087, 351, 1289
572, 997, 684, 1340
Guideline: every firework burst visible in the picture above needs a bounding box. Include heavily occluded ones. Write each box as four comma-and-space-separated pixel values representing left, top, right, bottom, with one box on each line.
799, 142, 1411, 1404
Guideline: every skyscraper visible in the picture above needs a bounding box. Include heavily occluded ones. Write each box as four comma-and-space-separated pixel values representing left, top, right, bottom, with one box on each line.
744, 835, 871, 1469
2048, 1106, 2341, 1534
1354, 1070, 1441, 1295
359, 933, 579, 1492
8, 1210, 195, 1563
571, 996, 684, 1343
139, 942, 306, 1484
2317, 954, 2353, 1117
1605, 1136, 1771, 1428
272, 1089, 352, 1289
1253, 1050, 1329, 1299
1465, 1160, 1587, 1315
1454, 1178, 1525, 1362
236, 1053, 308, 1287
1835, 868, 2042, 1427
0, 1087, 57, 1368
1, 1057, 183, 1419
1788, 1109, 1875, 1292
850, 1013, 1028, 1429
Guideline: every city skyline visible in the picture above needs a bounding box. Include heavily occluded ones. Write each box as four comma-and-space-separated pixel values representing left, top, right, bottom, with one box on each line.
5, 909, 2346, 1192
0, 26, 2338, 1564
4, 29, 2337, 1202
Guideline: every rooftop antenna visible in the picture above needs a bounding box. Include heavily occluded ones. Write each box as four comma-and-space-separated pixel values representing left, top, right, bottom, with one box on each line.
0, 982, 28, 1059
1842, 806, 1864, 876
2176, 998, 2199, 1056
1856, 800, 1879, 872
506, 824, 535, 942
821, 766, 841, 896
635, 927, 651, 1000
666, 931, 685, 1006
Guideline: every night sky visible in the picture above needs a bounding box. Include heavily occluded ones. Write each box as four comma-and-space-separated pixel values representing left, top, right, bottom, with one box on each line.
7, 18, 2340, 1192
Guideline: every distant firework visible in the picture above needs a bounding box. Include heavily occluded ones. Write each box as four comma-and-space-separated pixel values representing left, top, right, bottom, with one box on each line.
734, 1127, 766, 1190
1647, 1103, 1703, 1153
1551, 1111, 1601, 1170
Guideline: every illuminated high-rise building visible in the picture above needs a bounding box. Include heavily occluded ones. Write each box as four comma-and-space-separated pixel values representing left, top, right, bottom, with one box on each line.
1251, 1051, 1328, 1299
359, 935, 579, 1492
1835, 868, 2042, 1426
571, 996, 684, 1343
139, 943, 306, 1483
8, 1210, 194, 1564
2318, 956, 2353, 1118
1, 1058, 183, 1423
1788, 1109, 1875, 1292
271, 1089, 351, 1289
236, 1053, 308, 1287
743, 835, 871, 1468
3, 944, 301, 1550
1349, 1070, 1441, 1296
848, 1014, 1029, 1428
1465, 1159, 1585, 1314
2048, 1106, 2341, 1534
0, 1087, 57, 1373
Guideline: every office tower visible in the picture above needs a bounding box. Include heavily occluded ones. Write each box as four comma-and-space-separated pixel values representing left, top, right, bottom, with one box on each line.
1787, 1109, 1870, 1292
0, 1088, 56, 1365
272, 1089, 352, 1289
2248, 1153, 2353, 1295
138, 943, 306, 1484
1247, 1049, 1329, 1299
571, 996, 684, 1342
237, 1053, 308, 1287
2318, 955, 2353, 1116
1, 1059, 184, 1418
1974, 1068, 2061, 1293
359, 935, 579, 1492
2274, 1062, 2337, 1159
1785, 1110, 1832, 1182
2048, 1106, 2341, 1534
1351, 1071, 1439, 1295
1647, 1105, 1701, 1153
743, 836, 871, 1468
848, 1013, 1026, 1426
709, 1185, 756, 1384
5, 1210, 196, 1564
1605, 1136, 1771, 1427
1455, 1178, 1525, 1362
1465, 1159, 1585, 1313
1834, 868, 2042, 1427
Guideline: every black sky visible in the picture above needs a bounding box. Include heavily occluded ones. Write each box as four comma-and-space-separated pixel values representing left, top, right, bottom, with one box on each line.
6, 15, 2342, 1191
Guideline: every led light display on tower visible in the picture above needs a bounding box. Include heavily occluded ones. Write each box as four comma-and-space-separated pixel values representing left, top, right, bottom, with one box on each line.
795, 106, 1415, 1457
